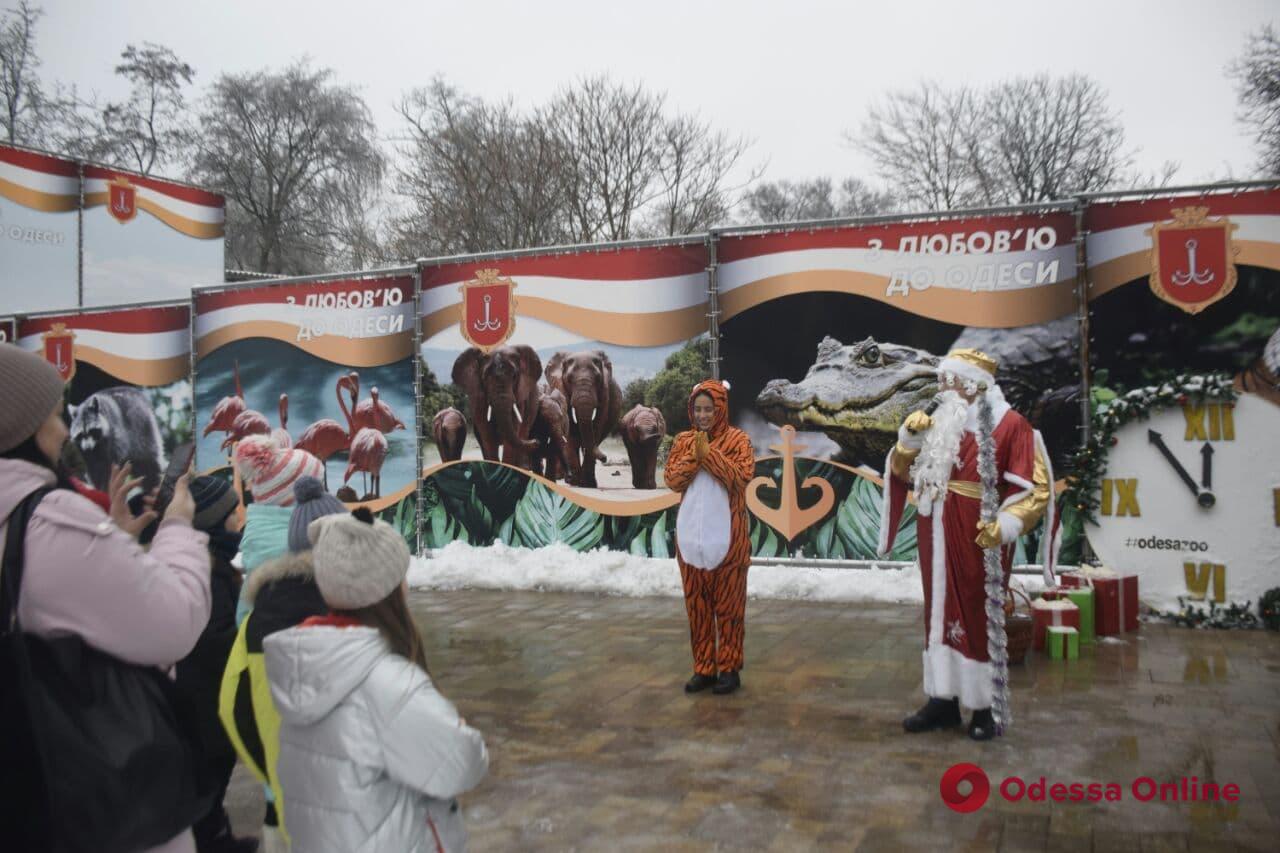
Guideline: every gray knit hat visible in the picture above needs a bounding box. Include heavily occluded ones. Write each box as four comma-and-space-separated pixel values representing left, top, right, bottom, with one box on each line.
0, 343, 66, 453
308, 507, 411, 610
190, 475, 239, 532
287, 476, 347, 553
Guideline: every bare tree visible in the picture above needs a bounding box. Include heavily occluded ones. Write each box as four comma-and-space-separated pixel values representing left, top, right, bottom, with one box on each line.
971, 74, 1131, 203
543, 76, 667, 242
858, 75, 1143, 207
743, 176, 895, 224
643, 113, 755, 236
187, 61, 385, 274
99, 43, 195, 174
390, 79, 571, 257
1230, 24, 1280, 177
0, 0, 44, 145
856, 81, 984, 211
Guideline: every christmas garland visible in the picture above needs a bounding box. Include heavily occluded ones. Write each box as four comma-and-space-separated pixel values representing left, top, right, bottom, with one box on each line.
1064, 374, 1238, 526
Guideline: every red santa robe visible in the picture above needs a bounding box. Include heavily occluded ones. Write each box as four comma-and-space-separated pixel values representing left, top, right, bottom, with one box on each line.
879, 395, 1053, 709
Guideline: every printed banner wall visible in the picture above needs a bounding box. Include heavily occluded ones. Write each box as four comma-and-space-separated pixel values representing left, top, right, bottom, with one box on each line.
194, 275, 417, 542
0, 145, 79, 313
717, 211, 1083, 562
1083, 189, 1280, 609
418, 242, 709, 556
82, 165, 225, 307
17, 303, 192, 494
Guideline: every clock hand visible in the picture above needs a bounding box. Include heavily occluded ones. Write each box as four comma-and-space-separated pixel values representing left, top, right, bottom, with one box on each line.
1200, 442, 1213, 491
1147, 430, 1200, 498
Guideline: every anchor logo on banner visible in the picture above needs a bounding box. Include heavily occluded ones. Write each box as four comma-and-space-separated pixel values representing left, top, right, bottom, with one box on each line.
746, 425, 836, 541
107, 176, 137, 224
41, 323, 76, 382
459, 268, 517, 352
1145, 207, 1239, 315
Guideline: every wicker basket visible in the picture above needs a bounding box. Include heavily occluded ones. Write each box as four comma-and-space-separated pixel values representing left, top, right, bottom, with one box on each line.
1005, 586, 1034, 665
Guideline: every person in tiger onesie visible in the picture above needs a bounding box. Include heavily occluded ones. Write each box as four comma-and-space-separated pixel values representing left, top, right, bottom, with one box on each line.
664, 379, 755, 695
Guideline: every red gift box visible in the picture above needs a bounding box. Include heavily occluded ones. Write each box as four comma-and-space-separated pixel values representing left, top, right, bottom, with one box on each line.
1030, 599, 1080, 651
1063, 569, 1138, 635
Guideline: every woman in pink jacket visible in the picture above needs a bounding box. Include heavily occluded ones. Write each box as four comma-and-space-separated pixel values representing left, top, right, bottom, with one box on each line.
0, 344, 213, 853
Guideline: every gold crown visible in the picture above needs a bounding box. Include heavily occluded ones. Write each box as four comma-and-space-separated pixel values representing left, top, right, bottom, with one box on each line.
944, 348, 998, 376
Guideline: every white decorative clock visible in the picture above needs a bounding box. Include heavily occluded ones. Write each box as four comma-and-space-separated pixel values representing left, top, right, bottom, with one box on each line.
1085, 392, 1280, 611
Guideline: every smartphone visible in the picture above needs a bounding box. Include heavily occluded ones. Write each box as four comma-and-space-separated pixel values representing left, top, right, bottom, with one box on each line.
154, 442, 195, 516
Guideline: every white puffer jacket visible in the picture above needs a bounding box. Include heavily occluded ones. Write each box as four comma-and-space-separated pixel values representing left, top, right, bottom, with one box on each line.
264, 622, 488, 853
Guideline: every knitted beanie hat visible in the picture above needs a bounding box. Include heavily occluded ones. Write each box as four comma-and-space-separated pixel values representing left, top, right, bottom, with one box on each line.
190, 475, 239, 531
287, 476, 347, 553
0, 344, 66, 453
233, 435, 324, 507
308, 507, 411, 610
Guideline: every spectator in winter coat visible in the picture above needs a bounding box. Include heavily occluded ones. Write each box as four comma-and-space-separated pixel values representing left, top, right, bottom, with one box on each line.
174, 476, 258, 853
219, 477, 346, 851
0, 343, 211, 853
664, 379, 755, 695
265, 508, 489, 853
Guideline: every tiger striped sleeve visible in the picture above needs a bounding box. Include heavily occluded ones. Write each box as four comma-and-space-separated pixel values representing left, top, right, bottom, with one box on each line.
702, 430, 754, 491
663, 431, 699, 493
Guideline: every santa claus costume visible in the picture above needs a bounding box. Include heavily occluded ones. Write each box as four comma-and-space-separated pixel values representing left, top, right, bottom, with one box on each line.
879, 349, 1056, 740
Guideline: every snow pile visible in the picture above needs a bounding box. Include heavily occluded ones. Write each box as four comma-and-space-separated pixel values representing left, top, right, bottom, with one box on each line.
408, 542, 935, 603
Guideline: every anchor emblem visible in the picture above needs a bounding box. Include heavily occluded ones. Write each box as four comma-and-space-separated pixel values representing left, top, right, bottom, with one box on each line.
746, 425, 836, 541
1169, 239, 1213, 286
107, 176, 137, 224
40, 322, 76, 382
1146, 207, 1239, 316
473, 294, 503, 332
459, 268, 517, 352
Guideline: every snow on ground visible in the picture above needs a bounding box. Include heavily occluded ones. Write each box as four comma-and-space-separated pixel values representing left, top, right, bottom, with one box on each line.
410, 542, 1056, 603
408, 542, 1053, 603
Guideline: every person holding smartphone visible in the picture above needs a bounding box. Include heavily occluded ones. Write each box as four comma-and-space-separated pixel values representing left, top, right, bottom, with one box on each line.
0, 343, 212, 853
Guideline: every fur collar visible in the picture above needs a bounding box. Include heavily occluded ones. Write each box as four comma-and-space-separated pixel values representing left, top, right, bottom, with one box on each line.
244, 550, 315, 605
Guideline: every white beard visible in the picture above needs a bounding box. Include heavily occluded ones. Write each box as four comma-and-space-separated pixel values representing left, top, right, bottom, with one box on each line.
910, 390, 970, 508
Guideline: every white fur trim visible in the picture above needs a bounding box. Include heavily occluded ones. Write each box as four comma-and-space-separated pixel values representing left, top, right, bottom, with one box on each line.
938, 357, 996, 388
878, 447, 901, 556
1035, 430, 1059, 585
997, 512, 1023, 543
927, 496, 946, 655
923, 643, 994, 709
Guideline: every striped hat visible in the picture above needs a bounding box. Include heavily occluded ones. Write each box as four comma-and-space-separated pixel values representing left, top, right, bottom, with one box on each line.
233, 435, 324, 507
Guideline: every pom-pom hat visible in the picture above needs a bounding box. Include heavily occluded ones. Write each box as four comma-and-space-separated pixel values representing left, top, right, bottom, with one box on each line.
308, 507, 411, 610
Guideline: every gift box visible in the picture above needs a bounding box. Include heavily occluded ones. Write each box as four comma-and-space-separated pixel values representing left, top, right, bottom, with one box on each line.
1043, 585, 1095, 645
1063, 566, 1138, 636
1047, 626, 1079, 660
1031, 598, 1079, 652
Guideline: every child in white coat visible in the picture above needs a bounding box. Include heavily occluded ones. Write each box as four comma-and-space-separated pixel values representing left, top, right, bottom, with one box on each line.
263, 508, 488, 852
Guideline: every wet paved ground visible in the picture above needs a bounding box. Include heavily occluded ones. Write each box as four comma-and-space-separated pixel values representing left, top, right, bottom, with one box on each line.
227, 589, 1280, 851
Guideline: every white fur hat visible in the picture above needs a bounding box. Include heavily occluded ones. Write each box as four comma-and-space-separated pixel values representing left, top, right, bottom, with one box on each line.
308, 507, 411, 610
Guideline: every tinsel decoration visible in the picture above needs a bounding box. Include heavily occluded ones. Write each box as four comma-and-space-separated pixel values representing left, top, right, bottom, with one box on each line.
1064, 374, 1236, 526
975, 384, 1011, 735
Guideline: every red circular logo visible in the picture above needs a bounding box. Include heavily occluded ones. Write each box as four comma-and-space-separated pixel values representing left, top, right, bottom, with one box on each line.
940, 763, 990, 813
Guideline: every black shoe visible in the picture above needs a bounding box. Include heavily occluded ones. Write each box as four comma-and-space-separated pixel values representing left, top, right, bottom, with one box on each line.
197, 830, 259, 853
968, 708, 996, 741
711, 670, 741, 695
902, 697, 961, 733
685, 672, 717, 693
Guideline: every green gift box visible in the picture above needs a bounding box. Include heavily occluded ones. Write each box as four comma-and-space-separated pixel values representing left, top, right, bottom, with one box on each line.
1063, 587, 1095, 645
1047, 626, 1079, 660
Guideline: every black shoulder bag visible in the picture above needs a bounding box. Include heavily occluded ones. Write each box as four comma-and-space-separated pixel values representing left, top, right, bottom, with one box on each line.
0, 488, 212, 853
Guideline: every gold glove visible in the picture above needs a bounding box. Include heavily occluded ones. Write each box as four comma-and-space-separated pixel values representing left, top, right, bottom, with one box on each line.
693, 431, 710, 462
975, 519, 1002, 550
903, 410, 933, 434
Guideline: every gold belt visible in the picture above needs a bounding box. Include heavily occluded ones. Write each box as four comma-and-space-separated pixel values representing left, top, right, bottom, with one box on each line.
947, 480, 982, 499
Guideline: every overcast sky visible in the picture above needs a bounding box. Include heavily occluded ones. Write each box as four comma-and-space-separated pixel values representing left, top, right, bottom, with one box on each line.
35, 0, 1278, 193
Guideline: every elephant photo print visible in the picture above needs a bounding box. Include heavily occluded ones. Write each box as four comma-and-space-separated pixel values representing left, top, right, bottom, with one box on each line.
193, 275, 419, 544
716, 212, 1085, 561
417, 242, 712, 555
17, 303, 194, 496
